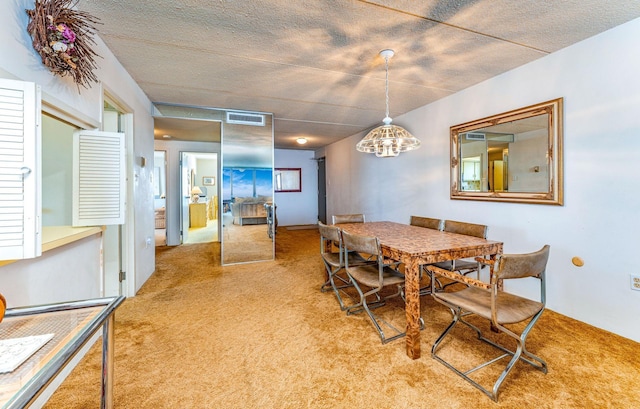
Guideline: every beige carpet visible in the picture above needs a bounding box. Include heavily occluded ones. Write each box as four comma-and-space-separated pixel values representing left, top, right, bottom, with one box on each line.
222, 222, 272, 264
44, 228, 640, 408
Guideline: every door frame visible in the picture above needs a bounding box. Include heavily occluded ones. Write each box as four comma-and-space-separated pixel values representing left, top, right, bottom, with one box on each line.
103, 90, 135, 297
317, 157, 326, 224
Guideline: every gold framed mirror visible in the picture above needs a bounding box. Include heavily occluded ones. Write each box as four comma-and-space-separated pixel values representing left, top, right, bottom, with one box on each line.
451, 98, 563, 205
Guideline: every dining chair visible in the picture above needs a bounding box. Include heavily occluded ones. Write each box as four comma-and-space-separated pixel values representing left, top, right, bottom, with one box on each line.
318, 222, 375, 310
332, 214, 365, 224
433, 220, 488, 283
409, 215, 442, 230
409, 216, 444, 295
427, 245, 550, 402
341, 230, 406, 344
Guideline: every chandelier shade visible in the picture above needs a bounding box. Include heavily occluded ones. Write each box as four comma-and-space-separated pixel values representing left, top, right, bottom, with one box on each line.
356, 119, 421, 158
357, 49, 420, 157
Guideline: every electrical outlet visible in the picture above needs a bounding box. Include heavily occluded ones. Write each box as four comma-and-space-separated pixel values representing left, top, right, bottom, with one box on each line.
631, 275, 640, 291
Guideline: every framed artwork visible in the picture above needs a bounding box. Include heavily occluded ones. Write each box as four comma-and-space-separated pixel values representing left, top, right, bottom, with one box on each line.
274, 168, 301, 192
202, 176, 215, 186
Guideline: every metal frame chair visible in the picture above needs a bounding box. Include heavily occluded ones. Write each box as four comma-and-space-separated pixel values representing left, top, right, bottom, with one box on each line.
342, 230, 407, 344
409, 216, 444, 295
318, 222, 374, 310
427, 245, 550, 402
332, 214, 365, 224
434, 220, 488, 284
409, 215, 442, 230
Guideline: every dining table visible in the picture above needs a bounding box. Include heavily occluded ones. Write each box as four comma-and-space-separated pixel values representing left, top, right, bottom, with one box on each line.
336, 221, 503, 360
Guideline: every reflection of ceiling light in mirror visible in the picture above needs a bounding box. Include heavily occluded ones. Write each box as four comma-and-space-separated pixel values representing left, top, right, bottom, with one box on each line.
163, 134, 171, 138
296, 137, 308, 145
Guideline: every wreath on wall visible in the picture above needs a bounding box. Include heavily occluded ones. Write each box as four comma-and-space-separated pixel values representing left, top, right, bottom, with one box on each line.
26, 0, 101, 88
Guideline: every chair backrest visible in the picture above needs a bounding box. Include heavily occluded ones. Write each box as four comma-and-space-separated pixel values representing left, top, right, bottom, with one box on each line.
341, 230, 380, 261
410, 216, 442, 230
332, 214, 365, 224
318, 221, 341, 243
318, 221, 343, 259
495, 245, 550, 280
443, 220, 487, 239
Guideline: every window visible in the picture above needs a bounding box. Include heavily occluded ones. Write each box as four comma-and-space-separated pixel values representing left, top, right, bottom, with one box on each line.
222, 168, 272, 200
0, 78, 126, 261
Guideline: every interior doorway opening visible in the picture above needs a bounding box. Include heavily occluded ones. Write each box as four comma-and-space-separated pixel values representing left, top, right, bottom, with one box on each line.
154, 150, 167, 246
181, 152, 219, 245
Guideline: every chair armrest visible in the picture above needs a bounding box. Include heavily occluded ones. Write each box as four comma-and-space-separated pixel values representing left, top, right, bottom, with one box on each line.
426, 265, 491, 290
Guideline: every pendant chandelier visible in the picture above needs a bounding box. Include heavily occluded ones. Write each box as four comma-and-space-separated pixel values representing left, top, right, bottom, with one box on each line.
356, 49, 420, 157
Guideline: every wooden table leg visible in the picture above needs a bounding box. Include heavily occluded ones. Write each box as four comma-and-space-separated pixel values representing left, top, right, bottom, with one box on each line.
404, 258, 421, 359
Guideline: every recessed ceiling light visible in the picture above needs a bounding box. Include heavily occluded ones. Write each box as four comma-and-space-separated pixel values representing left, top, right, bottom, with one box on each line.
163, 134, 171, 138
296, 137, 308, 145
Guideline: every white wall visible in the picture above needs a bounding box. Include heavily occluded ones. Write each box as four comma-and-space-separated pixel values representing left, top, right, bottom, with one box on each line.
0, 1, 155, 296
0, 235, 102, 308
196, 157, 218, 202
322, 18, 640, 342
274, 149, 319, 226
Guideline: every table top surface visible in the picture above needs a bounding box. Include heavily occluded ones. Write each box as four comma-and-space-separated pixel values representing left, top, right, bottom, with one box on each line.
0, 297, 124, 409
337, 221, 502, 258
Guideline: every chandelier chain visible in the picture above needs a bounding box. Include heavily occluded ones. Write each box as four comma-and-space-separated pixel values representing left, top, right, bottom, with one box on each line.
385, 54, 390, 119
355, 48, 421, 157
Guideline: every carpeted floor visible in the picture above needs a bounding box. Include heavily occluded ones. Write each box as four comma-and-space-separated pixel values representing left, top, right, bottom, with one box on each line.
44, 228, 640, 408
223, 222, 273, 264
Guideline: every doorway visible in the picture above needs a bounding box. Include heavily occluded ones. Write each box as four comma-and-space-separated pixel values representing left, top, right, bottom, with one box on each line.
154, 150, 167, 246
102, 95, 133, 297
181, 151, 219, 244
317, 157, 326, 224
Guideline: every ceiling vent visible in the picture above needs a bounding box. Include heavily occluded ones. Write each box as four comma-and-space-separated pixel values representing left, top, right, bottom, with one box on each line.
465, 132, 485, 141
226, 112, 265, 126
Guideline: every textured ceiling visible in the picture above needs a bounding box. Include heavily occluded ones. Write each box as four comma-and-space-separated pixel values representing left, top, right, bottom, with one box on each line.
78, 0, 640, 149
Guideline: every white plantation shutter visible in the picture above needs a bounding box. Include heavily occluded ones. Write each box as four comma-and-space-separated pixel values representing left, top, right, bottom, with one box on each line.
0, 79, 41, 260
73, 130, 125, 226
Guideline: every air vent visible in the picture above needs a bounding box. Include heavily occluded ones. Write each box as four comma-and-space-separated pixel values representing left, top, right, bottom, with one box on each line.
226, 112, 265, 126
465, 132, 485, 141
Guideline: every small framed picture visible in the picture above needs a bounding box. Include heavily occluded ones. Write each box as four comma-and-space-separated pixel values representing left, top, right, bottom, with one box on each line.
202, 176, 215, 186
274, 168, 301, 192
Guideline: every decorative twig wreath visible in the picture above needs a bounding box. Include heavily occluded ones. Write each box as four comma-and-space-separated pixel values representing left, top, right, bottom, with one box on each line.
26, 0, 101, 88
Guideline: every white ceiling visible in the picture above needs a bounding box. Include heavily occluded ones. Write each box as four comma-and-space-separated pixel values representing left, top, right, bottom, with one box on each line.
78, 0, 640, 149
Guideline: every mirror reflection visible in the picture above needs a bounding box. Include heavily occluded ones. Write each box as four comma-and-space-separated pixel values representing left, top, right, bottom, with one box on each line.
153, 104, 275, 264
451, 98, 563, 205
222, 114, 274, 264
274, 168, 301, 192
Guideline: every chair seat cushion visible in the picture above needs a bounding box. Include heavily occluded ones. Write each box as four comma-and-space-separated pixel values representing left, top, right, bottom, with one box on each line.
348, 264, 404, 288
346, 251, 375, 266
321, 252, 341, 268
434, 287, 543, 324
322, 251, 374, 268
